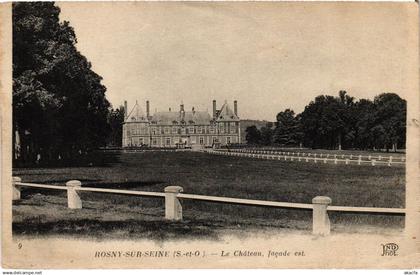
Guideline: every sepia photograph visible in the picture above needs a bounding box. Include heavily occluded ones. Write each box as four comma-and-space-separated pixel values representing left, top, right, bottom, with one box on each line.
1, 1, 419, 269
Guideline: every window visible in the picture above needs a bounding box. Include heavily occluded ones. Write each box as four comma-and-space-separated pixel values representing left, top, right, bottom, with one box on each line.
199, 136, 204, 145
232, 136, 237, 143
164, 127, 170, 134
197, 126, 202, 134
151, 127, 157, 135
165, 138, 171, 146
220, 124, 225, 133
152, 138, 157, 145
191, 136, 196, 143
209, 126, 215, 134
230, 127, 236, 133
139, 138, 144, 144
212, 136, 218, 143
188, 126, 194, 134
226, 137, 231, 144
172, 127, 178, 134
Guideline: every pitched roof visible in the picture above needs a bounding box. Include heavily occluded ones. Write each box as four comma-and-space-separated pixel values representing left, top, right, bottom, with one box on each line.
151, 111, 212, 125
216, 102, 239, 121
125, 102, 148, 122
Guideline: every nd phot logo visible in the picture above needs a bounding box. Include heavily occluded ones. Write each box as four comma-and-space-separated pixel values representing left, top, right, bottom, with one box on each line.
381, 243, 399, 256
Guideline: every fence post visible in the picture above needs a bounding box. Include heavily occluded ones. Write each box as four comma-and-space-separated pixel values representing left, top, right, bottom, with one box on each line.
388, 156, 393, 166
358, 155, 362, 165
334, 158, 337, 164
12, 177, 21, 201
66, 180, 82, 209
345, 159, 349, 165
164, 186, 183, 221
371, 159, 376, 166
312, 196, 332, 236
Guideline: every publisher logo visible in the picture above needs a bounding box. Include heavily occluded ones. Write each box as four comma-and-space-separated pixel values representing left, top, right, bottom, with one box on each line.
381, 243, 399, 256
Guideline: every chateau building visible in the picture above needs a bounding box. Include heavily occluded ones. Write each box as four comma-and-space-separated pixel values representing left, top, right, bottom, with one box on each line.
122, 100, 241, 148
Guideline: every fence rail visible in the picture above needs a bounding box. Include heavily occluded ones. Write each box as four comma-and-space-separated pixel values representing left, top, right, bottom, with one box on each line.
12, 177, 405, 236
226, 148, 406, 162
208, 149, 405, 167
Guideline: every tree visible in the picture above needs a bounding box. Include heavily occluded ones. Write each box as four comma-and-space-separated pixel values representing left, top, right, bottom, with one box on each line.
273, 109, 303, 146
107, 106, 125, 147
372, 93, 406, 151
260, 126, 274, 145
298, 91, 406, 151
245, 126, 261, 145
13, 2, 111, 164
299, 91, 358, 150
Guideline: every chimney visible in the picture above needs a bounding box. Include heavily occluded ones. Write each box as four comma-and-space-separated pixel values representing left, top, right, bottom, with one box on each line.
180, 102, 184, 112
124, 100, 128, 119
192, 107, 195, 114
169, 107, 171, 112
212, 100, 216, 118
146, 100, 150, 119
234, 100, 238, 116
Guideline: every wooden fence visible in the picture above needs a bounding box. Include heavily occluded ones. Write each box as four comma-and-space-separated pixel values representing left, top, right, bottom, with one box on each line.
12, 177, 405, 236
209, 149, 405, 166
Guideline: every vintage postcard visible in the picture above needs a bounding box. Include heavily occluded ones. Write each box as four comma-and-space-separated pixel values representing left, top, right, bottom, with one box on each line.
1, 1, 419, 269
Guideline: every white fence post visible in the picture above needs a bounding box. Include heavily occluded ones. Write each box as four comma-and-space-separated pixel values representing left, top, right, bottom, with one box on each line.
12, 177, 21, 201
66, 180, 82, 209
388, 156, 393, 166
345, 159, 349, 165
358, 155, 361, 165
165, 186, 183, 221
371, 159, 376, 166
312, 196, 332, 236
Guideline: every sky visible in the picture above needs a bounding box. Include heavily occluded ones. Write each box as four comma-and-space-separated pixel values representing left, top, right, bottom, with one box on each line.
58, 2, 417, 121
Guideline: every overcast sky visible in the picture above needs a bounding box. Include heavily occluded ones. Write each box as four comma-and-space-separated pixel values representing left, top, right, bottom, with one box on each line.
58, 2, 416, 121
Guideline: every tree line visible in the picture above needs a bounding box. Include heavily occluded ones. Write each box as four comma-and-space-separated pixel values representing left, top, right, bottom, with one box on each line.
245, 91, 406, 152
13, 2, 121, 165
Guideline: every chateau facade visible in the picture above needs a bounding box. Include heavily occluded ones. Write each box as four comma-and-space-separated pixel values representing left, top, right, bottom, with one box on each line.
122, 100, 241, 148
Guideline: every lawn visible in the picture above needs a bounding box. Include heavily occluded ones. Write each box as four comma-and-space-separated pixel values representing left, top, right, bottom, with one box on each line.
12, 151, 405, 240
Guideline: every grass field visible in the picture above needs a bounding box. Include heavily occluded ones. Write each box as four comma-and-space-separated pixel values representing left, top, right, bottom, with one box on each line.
12, 151, 405, 240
